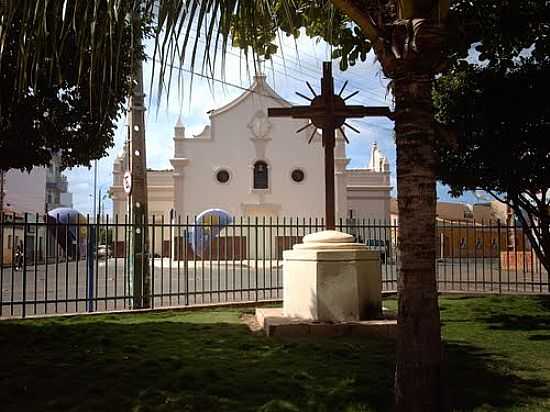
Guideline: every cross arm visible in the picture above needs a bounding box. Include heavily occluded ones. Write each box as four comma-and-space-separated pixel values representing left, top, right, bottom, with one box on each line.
268, 106, 319, 119
342, 106, 393, 119
268, 105, 394, 120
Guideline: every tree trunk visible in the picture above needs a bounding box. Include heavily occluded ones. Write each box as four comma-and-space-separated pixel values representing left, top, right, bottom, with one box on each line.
393, 77, 446, 411
514, 201, 550, 274
541, 213, 550, 274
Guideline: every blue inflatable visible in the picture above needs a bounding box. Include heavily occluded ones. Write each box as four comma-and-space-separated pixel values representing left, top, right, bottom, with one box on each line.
47, 208, 88, 257
191, 209, 233, 257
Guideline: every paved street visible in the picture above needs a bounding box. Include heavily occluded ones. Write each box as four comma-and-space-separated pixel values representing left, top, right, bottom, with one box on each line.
0, 258, 284, 318
0, 257, 547, 318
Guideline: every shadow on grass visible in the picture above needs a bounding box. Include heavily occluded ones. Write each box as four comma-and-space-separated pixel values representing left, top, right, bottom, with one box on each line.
475, 296, 550, 333
482, 312, 550, 331
445, 295, 550, 333
0, 319, 395, 412
446, 342, 550, 411
529, 334, 550, 341
0, 316, 548, 411
535, 295, 550, 311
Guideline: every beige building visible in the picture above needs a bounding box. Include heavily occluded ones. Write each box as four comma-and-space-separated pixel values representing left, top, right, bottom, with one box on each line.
111, 75, 392, 255
390, 198, 519, 259
390, 198, 508, 226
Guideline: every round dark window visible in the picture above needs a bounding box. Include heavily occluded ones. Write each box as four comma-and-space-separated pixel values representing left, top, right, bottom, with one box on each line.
291, 169, 305, 183
216, 169, 230, 183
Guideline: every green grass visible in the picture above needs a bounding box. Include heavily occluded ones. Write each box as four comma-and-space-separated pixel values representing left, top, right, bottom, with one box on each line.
0, 296, 549, 411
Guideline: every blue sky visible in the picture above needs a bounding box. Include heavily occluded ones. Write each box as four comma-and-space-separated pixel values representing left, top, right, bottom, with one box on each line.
66, 31, 477, 215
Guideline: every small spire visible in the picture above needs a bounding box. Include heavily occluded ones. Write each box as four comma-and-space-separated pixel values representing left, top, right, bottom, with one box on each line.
175, 116, 185, 139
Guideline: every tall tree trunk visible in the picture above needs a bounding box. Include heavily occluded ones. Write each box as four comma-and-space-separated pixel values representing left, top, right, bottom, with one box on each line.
393, 77, 446, 411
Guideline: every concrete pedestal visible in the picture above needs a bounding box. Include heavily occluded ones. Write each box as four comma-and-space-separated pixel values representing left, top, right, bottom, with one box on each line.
282, 230, 382, 322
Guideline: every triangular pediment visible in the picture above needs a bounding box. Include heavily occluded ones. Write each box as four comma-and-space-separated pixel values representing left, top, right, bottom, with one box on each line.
208, 75, 290, 119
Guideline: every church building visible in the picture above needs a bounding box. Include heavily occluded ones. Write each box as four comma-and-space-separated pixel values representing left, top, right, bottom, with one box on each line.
111, 74, 391, 228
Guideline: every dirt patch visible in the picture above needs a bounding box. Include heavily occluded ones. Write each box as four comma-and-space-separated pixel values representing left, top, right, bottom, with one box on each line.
241, 313, 263, 332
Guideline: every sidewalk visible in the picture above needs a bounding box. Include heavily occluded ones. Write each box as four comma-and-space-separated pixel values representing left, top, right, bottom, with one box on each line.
152, 258, 283, 269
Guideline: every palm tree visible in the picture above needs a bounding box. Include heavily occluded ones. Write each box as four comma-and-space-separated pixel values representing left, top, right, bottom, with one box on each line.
1, 1, 449, 410
328, 3, 448, 410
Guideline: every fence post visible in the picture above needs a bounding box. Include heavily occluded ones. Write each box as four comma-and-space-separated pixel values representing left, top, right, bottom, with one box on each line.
87, 227, 96, 312
497, 219, 502, 294
22, 213, 28, 318
255, 216, 259, 302
0, 212, 3, 318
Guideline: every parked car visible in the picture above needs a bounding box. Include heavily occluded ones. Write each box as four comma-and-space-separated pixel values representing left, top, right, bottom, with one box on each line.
361, 238, 389, 264
97, 244, 112, 258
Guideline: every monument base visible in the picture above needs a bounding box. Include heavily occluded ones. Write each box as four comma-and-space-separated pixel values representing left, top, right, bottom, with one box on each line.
254, 229, 393, 338
283, 230, 383, 322
255, 307, 397, 338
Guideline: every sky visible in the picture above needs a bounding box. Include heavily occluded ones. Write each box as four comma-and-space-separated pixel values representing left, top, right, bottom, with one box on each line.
66, 30, 478, 216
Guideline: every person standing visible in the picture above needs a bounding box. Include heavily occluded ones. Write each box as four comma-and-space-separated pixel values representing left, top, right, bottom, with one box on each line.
14, 241, 23, 271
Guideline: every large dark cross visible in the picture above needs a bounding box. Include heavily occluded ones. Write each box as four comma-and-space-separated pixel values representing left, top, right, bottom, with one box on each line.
268, 62, 392, 230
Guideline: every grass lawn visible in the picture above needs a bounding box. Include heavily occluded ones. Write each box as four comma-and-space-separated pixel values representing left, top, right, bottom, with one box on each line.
0, 295, 549, 411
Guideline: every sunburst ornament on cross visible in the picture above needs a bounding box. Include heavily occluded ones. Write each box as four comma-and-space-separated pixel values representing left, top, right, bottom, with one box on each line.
268, 62, 393, 230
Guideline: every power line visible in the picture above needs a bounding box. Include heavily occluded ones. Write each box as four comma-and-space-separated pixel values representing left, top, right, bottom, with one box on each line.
152, 29, 390, 106
148, 10, 391, 103
152, 54, 390, 109
152, 58, 288, 103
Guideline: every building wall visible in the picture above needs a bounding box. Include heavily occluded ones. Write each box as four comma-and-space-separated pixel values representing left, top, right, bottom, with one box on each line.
46, 152, 73, 210
59, 192, 73, 208
436, 201, 474, 222
436, 223, 529, 259
4, 168, 47, 214
346, 169, 391, 221
111, 169, 174, 253
111, 76, 393, 259
473, 201, 507, 222
173, 77, 327, 219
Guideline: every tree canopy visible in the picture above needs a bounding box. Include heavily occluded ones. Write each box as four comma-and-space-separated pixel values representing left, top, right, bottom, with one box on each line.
434, 0, 550, 271
0, 1, 146, 171
434, 62, 550, 271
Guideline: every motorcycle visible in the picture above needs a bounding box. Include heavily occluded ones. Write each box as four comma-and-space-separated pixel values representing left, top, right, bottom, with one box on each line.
14, 249, 23, 271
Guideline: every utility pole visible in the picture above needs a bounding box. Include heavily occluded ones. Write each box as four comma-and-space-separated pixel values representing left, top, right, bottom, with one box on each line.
127, 53, 150, 309
0, 170, 5, 213
93, 160, 98, 220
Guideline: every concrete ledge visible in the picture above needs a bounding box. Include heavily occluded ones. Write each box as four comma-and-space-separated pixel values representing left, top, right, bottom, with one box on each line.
255, 308, 397, 338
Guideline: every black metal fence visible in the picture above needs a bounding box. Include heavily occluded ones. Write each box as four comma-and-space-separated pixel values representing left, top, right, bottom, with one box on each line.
0, 213, 547, 318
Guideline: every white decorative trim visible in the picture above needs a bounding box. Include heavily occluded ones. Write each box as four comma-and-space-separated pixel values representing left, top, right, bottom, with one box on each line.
192, 125, 211, 139
251, 188, 271, 195
170, 158, 191, 169
241, 202, 281, 216
208, 75, 290, 119
248, 110, 272, 140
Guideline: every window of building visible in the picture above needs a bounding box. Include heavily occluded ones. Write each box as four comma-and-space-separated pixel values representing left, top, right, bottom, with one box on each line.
216, 169, 230, 184
253, 161, 268, 189
291, 168, 305, 183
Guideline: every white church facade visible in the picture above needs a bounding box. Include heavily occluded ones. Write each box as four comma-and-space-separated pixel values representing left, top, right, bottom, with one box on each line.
110, 75, 391, 255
